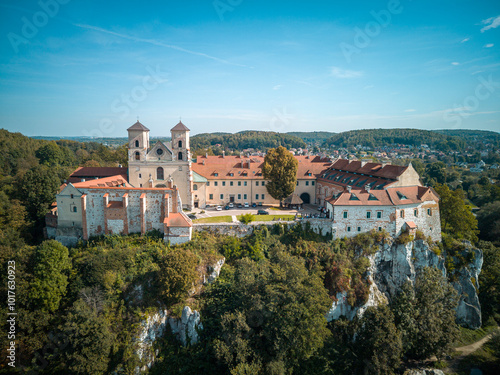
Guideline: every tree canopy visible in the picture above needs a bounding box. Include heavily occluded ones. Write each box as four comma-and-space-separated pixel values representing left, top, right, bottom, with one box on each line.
262, 146, 298, 203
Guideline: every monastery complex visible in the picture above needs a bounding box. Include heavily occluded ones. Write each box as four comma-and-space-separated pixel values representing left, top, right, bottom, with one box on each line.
47, 121, 441, 245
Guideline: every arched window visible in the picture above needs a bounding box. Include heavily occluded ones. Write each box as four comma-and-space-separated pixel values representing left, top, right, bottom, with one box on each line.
135, 140, 139, 147
157, 167, 164, 180
178, 140, 182, 148
135, 151, 140, 160
178, 152, 183, 161
193, 184, 198, 191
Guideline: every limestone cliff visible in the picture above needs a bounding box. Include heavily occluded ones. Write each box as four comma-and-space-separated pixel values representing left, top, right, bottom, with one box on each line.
326, 239, 483, 329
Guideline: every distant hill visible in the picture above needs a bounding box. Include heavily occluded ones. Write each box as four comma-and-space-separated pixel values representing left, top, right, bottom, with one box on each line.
434, 129, 500, 148
191, 130, 306, 151
323, 128, 467, 151
287, 131, 336, 142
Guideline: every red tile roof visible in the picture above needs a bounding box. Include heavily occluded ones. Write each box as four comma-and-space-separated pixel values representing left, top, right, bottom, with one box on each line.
72, 175, 131, 188
327, 186, 439, 206
192, 154, 331, 180
164, 212, 192, 227
70, 167, 128, 178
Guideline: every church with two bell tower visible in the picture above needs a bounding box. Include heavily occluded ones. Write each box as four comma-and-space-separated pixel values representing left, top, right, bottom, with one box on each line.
127, 120, 193, 209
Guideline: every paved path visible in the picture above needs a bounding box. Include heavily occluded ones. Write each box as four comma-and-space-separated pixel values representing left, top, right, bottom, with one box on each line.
231, 215, 238, 223
454, 327, 499, 357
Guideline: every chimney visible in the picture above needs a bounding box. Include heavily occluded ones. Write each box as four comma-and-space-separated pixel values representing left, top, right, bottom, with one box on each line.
203, 160, 205, 165
205, 152, 208, 158
365, 184, 371, 193
347, 185, 352, 193
222, 151, 225, 158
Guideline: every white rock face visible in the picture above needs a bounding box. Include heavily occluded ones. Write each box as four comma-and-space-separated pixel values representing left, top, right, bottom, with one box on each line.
404, 369, 445, 375
135, 309, 168, 372
168, 306, 203, 346
326, 239, 483, 329
205, 258, 225, 284
326, 255, 388, 321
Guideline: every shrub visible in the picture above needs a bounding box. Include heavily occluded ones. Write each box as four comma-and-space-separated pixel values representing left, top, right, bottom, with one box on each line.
238, 213, 255, 224
415, 229, 426, 240
396, 231, 415, 245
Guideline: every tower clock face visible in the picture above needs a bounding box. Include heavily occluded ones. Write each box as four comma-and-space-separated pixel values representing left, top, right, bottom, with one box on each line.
156, 148, 164, 156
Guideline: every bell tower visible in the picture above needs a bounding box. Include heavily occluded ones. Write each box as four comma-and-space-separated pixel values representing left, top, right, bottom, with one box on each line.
171, 121, 190, 161
127, 120, 150, 162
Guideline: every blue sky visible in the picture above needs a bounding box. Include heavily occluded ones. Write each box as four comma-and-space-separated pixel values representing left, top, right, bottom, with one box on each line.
0, 0, 499, 137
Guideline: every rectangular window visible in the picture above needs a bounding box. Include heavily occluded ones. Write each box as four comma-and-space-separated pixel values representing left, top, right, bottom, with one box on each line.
262, 181, 265, 186
220, 194, 224, 199
73, 206, 77, 213
256, 194, 259, 200
238, 194, 241, 200
261, 194, 265, 199
244, 181, 247, 186
414, 209, 418, 216
347, 226, 351, 232
244, 194, 247, 199
378, 227, 382, 231
367, 211, 371, 219
400, 210, 405, 218
222, 181, 226, 186
427, 208, 432, 216
343, 211, 348, 219
230, 181, 233, 186
214, 181, 218, 186
312, 181, 315, 186
138, 174, 142, 179
357, 227, 361, 232
207, 182, 210, 186
306, 181, 309, 186
297, 181, 299, 186
140, 184, 143, 187
377, 211, 382, 219
256, 181, 259, 186
70, 194, 74, 199
209, 194, 213, 200
238, 181, 241, 186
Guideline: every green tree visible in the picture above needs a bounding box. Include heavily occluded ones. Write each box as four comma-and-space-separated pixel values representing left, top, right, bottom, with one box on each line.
238, 213, 254, 224
478, 241, 500, 322
476, 201, 500, 244
434, 183, 479, 242
59, 299, 114, 374
425, 162, 447, 185
355, 305, 403, 375
205, 250, 331, 374
392, 267, 459, 360
157, 248, 198, 305
29, 240, 71, 312
17, 165, 60, 222
35, 141, 64, 166
262, 146, 298, 205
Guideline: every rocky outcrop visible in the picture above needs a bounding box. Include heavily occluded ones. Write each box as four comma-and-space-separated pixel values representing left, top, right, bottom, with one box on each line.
326, 239, 483, 329
205, 258, 225, 284
168, 306, 203, 346
404, 369, 445, 375
135, 309, 168, 374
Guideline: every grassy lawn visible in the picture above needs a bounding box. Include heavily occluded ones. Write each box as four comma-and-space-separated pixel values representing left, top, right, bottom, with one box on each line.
253, 215, 295, 222
193, 216, 233, 224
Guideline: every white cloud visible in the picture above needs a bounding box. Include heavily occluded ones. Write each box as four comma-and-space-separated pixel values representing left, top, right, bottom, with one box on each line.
330, 66, 363, 78
485, 43, 494, 48
461, 38, 470, 43
452, 62, 460, 66
481, 15, 500, 32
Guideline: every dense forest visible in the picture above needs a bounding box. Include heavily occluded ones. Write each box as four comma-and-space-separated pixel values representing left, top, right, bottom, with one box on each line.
286, 131, 336, 143
1, 127, 500, 374
190, 131, 307, 155
323, 128, 468, 151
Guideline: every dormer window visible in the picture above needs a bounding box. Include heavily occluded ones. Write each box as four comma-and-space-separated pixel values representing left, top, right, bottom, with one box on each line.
214, 172, 218, 177
397, 191, 408, 200
349, 194, 359, 201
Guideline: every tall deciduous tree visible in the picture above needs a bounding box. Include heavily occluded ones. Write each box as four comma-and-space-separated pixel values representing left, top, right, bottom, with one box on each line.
262, 146, 298, 205
35, 142, 64, 166
392, 267, 459, 360
434, 183, 479, 243
29, 240, 71, 312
